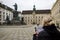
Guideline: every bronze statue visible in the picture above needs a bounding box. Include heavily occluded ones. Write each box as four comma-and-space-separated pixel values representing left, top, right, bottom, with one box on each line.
13, 3, 18, 11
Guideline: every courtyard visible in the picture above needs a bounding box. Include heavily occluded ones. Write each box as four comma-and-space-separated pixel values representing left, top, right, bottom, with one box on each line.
0, 25, 35, 40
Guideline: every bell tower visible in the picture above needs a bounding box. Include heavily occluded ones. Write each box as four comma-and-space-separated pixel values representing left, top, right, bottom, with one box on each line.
33, 5, 36, 11
32, 5, 36, 24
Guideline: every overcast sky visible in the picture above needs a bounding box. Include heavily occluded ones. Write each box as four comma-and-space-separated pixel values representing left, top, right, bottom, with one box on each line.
0, 0, 56, 11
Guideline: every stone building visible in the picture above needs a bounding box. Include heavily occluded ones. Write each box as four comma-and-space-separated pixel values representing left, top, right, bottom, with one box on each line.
0, 3, 13, 24
51, 0, 60, 26
22, 5, 51, 25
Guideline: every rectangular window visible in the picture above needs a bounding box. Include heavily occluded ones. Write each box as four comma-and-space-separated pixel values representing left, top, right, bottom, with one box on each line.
3, 12, 5, 20
3, 12, 5, 14
39, 16, 40, 18
25, 17, 27, 18
0, 11, 1, 20
39, 20, 40, 21
28, 20, 29, 22
0, 19, 1, 21
0, 11, 1, 13
28, 17, 29, 19
0, 15, 1, 18
0, 22, 1, 25
6, 13, 8, 15
31, 20, 32, 22
59, 9, 60, 13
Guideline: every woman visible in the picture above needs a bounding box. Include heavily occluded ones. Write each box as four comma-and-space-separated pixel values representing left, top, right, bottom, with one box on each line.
38, 19, 60, 40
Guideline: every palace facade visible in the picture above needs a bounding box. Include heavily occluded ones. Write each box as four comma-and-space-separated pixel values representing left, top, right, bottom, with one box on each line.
51, 0, 60, 26
0, 3, 13, 24
22, 5, 51, 25
0, 0, 60, 26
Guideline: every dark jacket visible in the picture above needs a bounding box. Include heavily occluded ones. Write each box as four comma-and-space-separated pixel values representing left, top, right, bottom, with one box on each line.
38, 29, 51, 40
38, 24, 60, 40
33, 34, 38, 40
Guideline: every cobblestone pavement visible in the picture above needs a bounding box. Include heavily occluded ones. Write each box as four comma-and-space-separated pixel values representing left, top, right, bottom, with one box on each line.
0, 25, 35, 40
0, 25, 34, 28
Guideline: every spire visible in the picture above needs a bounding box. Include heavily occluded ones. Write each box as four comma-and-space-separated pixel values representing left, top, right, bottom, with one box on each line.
33, 5, 36, 11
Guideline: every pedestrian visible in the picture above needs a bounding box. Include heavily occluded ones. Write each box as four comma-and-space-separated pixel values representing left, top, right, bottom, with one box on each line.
35, 24, 44, 34
38, 18, 60, 40
33, 24, 43, 40
47, 21, 60, 40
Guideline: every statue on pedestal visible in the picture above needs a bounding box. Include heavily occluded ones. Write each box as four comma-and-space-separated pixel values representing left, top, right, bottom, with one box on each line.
12, 3, 20, 24
13, 3, 18, 20
13, 3, 18, 11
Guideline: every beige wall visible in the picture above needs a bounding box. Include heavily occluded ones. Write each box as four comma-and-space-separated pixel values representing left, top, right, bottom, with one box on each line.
22, 13, 51, 25
51, 0, 60, 26
22, 0, 60, 25
22, 14, 33, 24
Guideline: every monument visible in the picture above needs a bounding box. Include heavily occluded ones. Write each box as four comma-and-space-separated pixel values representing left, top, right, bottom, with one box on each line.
13, 3, 20, 24
13, 3, 17, 11
13, 3, 18, 20
13, 3, 26, 25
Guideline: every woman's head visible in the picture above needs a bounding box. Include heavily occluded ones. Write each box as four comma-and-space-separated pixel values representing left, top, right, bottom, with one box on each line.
43, 17, 52, 26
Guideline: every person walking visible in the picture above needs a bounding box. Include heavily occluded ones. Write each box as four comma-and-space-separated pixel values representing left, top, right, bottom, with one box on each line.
33, 24, 43, 40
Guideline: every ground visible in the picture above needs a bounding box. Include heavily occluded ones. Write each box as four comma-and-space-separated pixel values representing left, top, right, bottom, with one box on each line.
0, 25, 35, 40
0, 25, 60, 40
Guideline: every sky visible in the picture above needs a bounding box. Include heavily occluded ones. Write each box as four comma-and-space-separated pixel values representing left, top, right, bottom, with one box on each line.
0, 0, 56, 11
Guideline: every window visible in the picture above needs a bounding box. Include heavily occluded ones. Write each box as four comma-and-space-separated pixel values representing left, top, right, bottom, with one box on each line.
0, 22, 1, 25
9, 14, 10, 16
59, 3, 60, 13
0, 11, 1, 19
0, 15, 1, 18
3, 12, 5, 14
39, 16, 40, 18
0, 19, 1, 20
0, 11, 1, 13
6, 13, 7, 15
28, 20, 29, 22
42, 16, 43, 18
59, 9, 60, 13
31, 20, 32, 22
39, 20, 40, 21
36, 16, 37, 18
3, 12, 5, 20
36, 19, 37, 23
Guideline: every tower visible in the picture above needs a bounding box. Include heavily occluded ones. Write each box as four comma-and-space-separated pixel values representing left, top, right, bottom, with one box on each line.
32, 5, 36, 24
33, 5, 36, 11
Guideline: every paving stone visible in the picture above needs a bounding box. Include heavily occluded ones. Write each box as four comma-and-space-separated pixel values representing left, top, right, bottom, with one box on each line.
0, 25, 35, 40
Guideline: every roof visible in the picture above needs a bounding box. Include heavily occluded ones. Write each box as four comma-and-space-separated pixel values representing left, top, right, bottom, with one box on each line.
22, 10, 51, 14
36, 10, 51, 14
0, 3, 13, 12
22, 10, 33, 14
